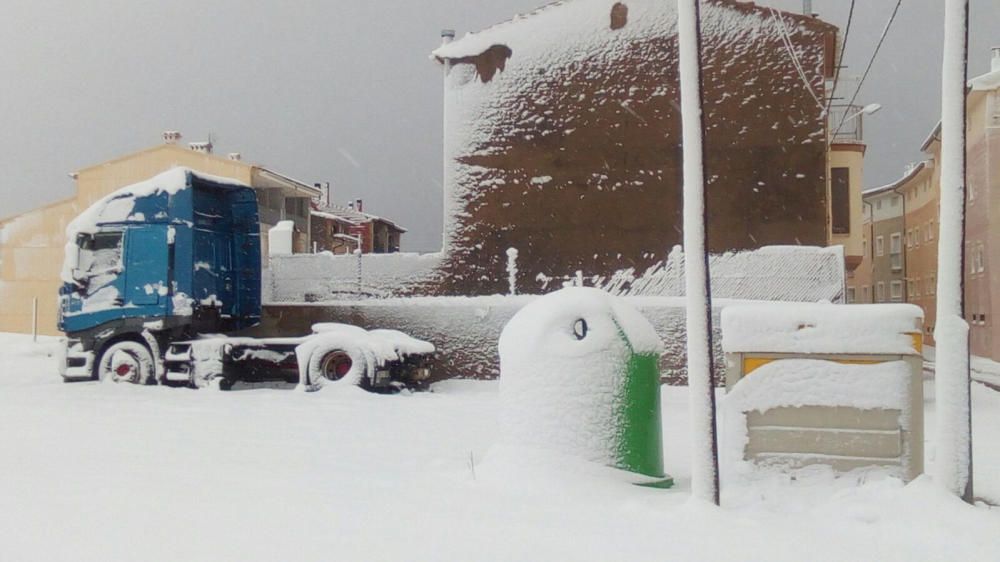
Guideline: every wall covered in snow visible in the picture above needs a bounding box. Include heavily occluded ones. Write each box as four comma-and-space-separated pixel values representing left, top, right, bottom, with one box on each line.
431, 0, 837, 295
266, 252, 443, 302
267, 244, 844, 303
260, 295, 745, 383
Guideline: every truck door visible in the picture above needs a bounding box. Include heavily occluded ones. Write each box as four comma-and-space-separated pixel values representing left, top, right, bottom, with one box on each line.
125, 226, 169, 306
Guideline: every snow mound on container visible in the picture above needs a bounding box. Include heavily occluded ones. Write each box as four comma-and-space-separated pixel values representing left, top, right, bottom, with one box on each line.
497, 287, 663, 466
721, 302, 924, 355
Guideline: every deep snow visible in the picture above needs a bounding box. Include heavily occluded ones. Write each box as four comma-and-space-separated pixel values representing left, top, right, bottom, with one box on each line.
1, 333, 999, 561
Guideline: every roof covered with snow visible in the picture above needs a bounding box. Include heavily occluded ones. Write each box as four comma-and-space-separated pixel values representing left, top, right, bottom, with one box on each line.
969, 67, 1000, 92
433, 0, 835, 61
311, 205, 407, 233
864, 162, 927, 197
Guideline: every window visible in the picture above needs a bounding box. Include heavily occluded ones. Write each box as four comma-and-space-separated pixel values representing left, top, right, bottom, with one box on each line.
863, 239, 869, 258
876, 199, 883, 210
929, 220, 935, 240
831, 167, 850, 234
926, 275, 936, 296
891, 196, 899, 207
890, 280, 903, 302
75, 230, 124, 297
990, 91, 1000, 128
906, 229, 913, 248
890, 233, 902, 271
975, 244, 985, 273
876, 236, 885, 257
914, 226, 920, 247
877, 282, 886, 303
285, 197, 307, 218
863, 285, 870, 302
847, 287, 856, 303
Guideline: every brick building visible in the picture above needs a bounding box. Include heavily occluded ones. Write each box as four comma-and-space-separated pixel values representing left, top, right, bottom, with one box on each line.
428, 0, 855, 295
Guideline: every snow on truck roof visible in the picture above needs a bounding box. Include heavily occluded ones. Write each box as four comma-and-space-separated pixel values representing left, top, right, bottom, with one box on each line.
65, 167, 247, 237
721, 302, 924, 355
60, 167, 249, 285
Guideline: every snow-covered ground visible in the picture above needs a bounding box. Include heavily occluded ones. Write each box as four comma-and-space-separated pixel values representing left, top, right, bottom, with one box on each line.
1, 333, 998, 561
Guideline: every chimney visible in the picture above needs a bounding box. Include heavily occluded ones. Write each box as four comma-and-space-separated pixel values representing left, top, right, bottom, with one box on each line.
356, 199, 363, 213
802, 0, 812, 16
227, 152, 241, 161
441, 29, 455, 45
348, 201, 355, 210
993, 46, 1000, 72
163, 131, 182, 144
189, 141, 213, 154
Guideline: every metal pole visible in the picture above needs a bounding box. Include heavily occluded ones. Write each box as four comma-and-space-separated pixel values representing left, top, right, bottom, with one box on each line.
934, 0, 973, 503
677, 0, 720, 506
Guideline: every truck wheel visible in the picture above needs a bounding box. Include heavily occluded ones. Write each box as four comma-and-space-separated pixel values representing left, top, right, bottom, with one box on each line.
314, 350, 353, 383
97, 341, 155, 385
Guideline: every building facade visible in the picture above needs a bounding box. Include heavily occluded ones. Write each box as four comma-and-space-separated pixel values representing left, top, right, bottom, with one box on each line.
860, 184, 906, 304
847, 202, 873, 303
0, 133, 320, 335
430, 0, 848, 295
856, 48, 1000, 359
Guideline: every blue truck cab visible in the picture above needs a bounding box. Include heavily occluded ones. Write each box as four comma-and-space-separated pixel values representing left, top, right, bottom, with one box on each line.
59, 168, 262, 382
58, 167, 434, 391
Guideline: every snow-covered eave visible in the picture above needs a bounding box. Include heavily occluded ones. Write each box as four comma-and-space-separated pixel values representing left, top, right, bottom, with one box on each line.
311, 210, 363, 226
969, 68, 1000, 93
312, 208, 408, 233
254, 168, 323, 199
430, 0, 838, 61
918, 73, 996, 153
920, 122, 942, 153
863, 162, 927, 197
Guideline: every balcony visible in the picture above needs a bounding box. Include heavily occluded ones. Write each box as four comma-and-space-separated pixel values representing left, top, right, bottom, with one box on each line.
828, 104, 867, 143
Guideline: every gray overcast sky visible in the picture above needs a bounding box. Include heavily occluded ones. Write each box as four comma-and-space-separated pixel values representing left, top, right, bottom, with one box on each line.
1, 1, 998, 251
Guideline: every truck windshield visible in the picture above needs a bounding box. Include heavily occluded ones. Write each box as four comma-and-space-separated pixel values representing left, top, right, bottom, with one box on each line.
76, 231, 123, 294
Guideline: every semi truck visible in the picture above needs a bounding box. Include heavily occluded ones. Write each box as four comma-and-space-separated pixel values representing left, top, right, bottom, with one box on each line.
57, 167, 433, 391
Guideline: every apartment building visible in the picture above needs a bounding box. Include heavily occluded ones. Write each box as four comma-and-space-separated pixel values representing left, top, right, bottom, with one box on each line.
857, 47, 1000, 359
856, 182, 906, 304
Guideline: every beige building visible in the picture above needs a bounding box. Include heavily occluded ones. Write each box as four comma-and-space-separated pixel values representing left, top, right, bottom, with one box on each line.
856, 178, 906, 305
898, 158, 939, 345
847, 202, 873, 303
861, 48, 1000, 359
828, 111, 868, 272
0, 133, 321, 336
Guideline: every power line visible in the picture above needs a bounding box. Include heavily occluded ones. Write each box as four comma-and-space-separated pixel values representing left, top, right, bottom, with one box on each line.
769, 7, 825, 111
832, 0, 903, 138
826, 0, 856, 114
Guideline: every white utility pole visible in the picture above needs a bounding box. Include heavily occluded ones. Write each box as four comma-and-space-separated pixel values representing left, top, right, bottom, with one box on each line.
677, 0, 720, 505
933, 0, 973, 502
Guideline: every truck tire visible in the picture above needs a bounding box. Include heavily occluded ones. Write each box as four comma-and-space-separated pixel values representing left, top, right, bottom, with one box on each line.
312, 350, 354, 383
97, 341, 156, 385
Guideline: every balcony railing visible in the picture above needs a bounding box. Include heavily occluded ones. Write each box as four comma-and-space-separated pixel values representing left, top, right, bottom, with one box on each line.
828, 104, 865, 143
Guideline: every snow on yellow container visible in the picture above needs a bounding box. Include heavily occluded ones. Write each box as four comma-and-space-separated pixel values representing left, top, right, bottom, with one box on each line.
720, 303, 925, 481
